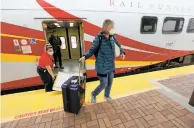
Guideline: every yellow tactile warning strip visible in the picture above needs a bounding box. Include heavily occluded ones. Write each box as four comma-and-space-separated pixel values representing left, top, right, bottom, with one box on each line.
1, 65, 194, 123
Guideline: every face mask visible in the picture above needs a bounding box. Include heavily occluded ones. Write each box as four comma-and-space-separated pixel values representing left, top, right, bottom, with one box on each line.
48, 51, 54, 56
109, 29, 115, 35
102, 30, 109, 35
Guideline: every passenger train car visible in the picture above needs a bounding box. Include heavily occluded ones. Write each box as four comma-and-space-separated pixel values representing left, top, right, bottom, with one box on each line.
1, 0, 194, 91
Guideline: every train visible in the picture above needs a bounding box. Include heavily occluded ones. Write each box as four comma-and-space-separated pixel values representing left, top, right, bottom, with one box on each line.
1, 0, 194, 91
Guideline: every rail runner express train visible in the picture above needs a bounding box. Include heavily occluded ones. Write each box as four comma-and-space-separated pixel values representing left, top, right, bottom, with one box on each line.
1, 0, 194, 91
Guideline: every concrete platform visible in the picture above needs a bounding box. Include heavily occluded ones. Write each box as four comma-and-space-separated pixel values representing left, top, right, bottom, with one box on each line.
151, 73, 194, 113
158, 73, 194, 99
1, 65, 194, 127
1, 90, 194, 128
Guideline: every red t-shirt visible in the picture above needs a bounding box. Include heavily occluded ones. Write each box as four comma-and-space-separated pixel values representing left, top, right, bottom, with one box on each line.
38, 52, 54, 69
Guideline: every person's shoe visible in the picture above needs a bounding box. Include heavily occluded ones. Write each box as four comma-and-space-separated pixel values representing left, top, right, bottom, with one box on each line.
60, 66, 64, 69
104, 96, 113, 104
54, 66, 58, 68
91, 93, 96, 103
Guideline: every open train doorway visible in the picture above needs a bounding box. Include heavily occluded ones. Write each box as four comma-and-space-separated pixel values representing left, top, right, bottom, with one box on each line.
42, 20, 85, 78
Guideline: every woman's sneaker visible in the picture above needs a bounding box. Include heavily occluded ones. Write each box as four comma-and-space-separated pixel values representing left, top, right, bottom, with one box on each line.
91, 93, 96, 103
104, 97, 113, 104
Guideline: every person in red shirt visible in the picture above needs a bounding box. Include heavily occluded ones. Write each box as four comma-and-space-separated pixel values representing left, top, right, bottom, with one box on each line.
37, 45, 55, 92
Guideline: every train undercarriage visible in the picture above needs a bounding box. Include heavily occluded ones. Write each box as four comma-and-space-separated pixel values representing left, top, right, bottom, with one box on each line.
119, 54, 194, 77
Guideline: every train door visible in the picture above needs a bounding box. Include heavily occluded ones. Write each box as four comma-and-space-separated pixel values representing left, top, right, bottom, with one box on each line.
68, 27, 81, 59
56, 28, 69, 60
42, 21, 85, 91
42, 20, 84, 71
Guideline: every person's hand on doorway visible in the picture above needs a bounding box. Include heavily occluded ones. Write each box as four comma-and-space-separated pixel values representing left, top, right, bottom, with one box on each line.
79, 56, 85, 62
51, 75, 55, 81
52, 64, 55, 70
120, 53, 125, 60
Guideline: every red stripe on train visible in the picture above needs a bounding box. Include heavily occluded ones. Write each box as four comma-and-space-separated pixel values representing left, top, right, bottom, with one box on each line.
1, 22, 45, 40
1, 33, 190, 62
1, 35, 175, 61
84, 41, 189, 61
1, 76, 43, 91
36, 0, 192, 55
1, 20, 192, 58
1, 36, 45, 56
1, 35, 166, 60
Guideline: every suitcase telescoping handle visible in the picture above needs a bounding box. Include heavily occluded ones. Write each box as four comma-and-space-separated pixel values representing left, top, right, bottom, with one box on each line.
79, 61, 82, 85
71, 62, 81, 85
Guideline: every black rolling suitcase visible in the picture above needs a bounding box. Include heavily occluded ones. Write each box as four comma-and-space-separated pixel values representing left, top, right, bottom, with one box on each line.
61, 76, 78, 112
69, 76, 85, 114
61, 62, 86, 114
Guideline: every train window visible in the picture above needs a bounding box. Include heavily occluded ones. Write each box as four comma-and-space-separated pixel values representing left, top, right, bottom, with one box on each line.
71, 36, 77, 48
162, 17, 184, 34
60, 37, 66, 49
187, 18, 194, 33
140, 16, 158, 34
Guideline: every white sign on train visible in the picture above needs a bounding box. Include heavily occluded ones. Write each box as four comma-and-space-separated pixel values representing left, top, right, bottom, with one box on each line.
21, 39, 28, 45
21, 45, 32, 54
29, 38, 36, 44
13, 39, 19, 46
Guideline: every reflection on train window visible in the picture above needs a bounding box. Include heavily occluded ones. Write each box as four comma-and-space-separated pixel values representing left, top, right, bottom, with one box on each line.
141, 16, 158, 34
71, 36, 77, 48
187, 18, 194, 33
60, 37, 66, 49
162, 17, 184, 34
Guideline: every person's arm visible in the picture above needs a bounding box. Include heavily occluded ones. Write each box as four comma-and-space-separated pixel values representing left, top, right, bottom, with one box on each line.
46, 65, 55, 80
44, 56, 55, 79
49, 36, 53, 47
83, 36, 100, 59
113, 36, 125, 55
58, 36, 62, 46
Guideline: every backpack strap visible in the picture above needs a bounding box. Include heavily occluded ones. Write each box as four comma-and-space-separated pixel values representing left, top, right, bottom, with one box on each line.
112, 35, 115, 41
94, 35, 102, 57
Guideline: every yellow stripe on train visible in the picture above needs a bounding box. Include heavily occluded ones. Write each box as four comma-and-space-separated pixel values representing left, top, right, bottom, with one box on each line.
0, 33, 162, 66
1, 53, 39, 62
86, 59, 161, 66
0, 53, 161, 67
0, 33, 45, 42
